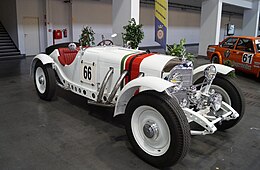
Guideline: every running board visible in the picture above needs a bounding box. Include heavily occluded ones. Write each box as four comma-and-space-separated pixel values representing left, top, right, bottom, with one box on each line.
88, 100, 114, 107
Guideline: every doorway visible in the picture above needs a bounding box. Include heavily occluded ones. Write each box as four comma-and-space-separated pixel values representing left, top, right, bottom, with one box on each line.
23, 17, 40, 55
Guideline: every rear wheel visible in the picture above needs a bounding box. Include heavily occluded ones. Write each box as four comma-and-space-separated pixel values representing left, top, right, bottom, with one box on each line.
34, 61, 56, 101
195, 75, 245, 130
125, 91, 190, 168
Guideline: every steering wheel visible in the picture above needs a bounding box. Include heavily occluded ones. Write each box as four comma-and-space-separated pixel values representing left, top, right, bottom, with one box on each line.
97, 39, 113, 46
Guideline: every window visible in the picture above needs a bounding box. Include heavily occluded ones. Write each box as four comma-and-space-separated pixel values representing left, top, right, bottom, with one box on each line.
221, 38, 238, 49
256, 43, 260, 52
255, 39, 260, 52
235, 39, 254, 53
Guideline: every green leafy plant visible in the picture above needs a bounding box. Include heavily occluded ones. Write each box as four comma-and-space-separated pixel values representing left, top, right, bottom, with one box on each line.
166, 38, 194, 61
224, 60, 236, 78
79, 25, 95, 46
122, 18, 144, 49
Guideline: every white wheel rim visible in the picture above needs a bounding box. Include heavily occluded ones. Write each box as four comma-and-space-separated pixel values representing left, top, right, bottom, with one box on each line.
211, 85, 232, 105
131, 105, 171, 156
35, 67, 46, 94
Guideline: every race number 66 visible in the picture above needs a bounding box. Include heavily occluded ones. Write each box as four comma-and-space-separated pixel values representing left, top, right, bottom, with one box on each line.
83, 65, 92, 80
81, 62, 96, 84
242, 53, 253, 64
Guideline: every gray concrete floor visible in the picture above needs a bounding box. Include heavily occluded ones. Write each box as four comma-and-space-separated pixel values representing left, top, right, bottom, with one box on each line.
0, 52, 259, 170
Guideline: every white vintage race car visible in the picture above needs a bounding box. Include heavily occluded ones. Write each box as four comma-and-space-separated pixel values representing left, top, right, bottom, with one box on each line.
31, 40, 244, 168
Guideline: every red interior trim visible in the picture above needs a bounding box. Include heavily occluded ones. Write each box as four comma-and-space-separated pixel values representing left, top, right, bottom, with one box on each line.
58, 47, 80, 66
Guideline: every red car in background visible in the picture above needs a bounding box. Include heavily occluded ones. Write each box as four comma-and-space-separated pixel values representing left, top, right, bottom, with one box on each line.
207, 36, 260, 78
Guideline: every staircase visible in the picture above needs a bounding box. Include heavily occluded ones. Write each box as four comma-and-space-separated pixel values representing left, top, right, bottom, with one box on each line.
0, 22, 24, 60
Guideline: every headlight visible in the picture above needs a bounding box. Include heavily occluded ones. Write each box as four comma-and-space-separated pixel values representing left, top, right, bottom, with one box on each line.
210, 93, 222, 111
204, 65, 217, 81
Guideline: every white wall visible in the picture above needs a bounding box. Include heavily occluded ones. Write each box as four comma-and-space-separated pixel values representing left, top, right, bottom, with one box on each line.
72, 0, 113, 45
46, 0, 72, 46
133, 5, 242, 47
16, 0, 46, 54
71, 1, 202, 46
112, 0, 140, 46
140, 5, 201, 46
8, 0, 245, 54
220, 15, 243, 42
242, 0, 260, 36
70, 1, 243, 47
0, 0, 19, 47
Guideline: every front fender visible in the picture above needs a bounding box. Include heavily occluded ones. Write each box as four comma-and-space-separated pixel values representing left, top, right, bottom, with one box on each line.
193, 64, 234, 83
210, 52, 223, 64
114, 76, 174, 117
30, 54, 54, 76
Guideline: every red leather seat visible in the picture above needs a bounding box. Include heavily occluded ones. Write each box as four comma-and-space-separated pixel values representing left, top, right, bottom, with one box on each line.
58, 48, 78, 66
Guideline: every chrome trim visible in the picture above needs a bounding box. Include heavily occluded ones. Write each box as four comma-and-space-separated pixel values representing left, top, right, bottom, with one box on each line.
106, 70, 128, 104
97, 67, 114, 103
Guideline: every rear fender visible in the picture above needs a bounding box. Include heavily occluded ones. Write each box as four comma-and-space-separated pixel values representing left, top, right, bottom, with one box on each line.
114, 76, 174, 117
30, 54, 54, 76
193, 64, 234, 83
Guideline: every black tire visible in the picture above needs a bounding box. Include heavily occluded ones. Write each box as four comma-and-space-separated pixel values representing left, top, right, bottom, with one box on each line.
125, 91, 190, 168
195, 75, 245, 131
34, 61, 56, 101
211, 55, 220, 63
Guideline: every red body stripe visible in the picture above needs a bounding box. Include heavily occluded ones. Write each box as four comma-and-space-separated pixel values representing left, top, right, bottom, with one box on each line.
124, 54, 138, 83
125, 54, 136, 71
131, 53, 154, 80
124, 53, 154, 84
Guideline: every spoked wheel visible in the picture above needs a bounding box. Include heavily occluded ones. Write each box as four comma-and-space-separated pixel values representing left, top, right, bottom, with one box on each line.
125, 91, 190, 168
34, 61, 56, 101
195, 75, 245, 131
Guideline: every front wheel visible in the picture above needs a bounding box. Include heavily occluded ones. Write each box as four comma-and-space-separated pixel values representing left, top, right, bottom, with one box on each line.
34, 61, 56, 101
211, 55, 220, 63
195, 75, 245, 131
125, 91, 190, 168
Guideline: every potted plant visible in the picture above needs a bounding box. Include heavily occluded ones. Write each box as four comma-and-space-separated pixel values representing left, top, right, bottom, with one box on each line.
122, 18, 144, 49
223, 60, 236, 77
166, 38, 194, 61
79, 25, 95, 46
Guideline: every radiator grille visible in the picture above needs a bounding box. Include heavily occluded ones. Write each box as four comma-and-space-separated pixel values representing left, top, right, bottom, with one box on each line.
167, 64, 193, 103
